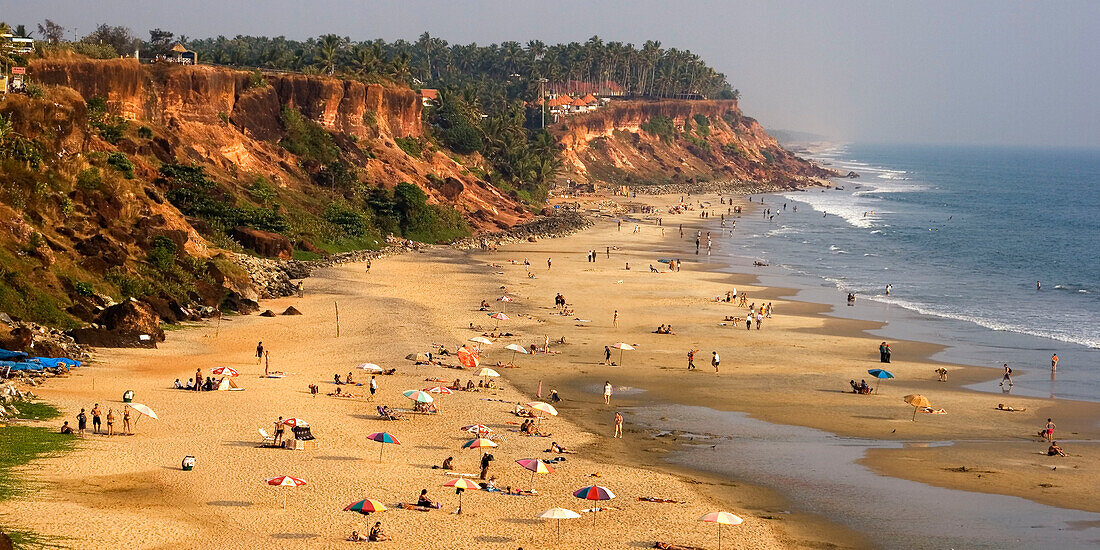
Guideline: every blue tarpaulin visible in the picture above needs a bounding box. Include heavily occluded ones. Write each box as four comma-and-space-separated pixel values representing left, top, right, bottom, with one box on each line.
0, 349, 29, 361
0, 360, 44, 371
28, 357, 81, 369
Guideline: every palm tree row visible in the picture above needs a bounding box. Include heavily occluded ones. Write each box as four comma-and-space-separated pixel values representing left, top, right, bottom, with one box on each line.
185, 33, 737, 100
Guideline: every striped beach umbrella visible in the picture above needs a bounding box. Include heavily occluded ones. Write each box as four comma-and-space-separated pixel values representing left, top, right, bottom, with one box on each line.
504, 343, 528, 365
497, 295, 513, 312
461, 424, 493, 435
280, 417, 309, 428
469, 336, 492, 345
443, 478, 481, 514
489, 312, 509, 329
462, 437, 498, 450
424, 386, 454, 395
211, 366, 239, 377
699, 511, 744, 550
367, 432, 401, 462
573, 485, 615, 524
515, 458, 554, 490
868, 368, 894, 393
478, 367, 501, 378
402, 390, 434, 403
344, 499, 387, 515
527, 401, 558, 417
457, 346, 480, 368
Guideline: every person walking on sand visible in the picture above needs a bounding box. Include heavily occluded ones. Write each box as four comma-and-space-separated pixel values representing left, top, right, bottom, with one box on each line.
256, 341, 264, 364
77, 408, 87, 438
1000, 363, 1013, 387
1051, 353, 1059, 372
604, 346, 612, 365
369, 375, 377, 400
296, 281, 304, 298
687, 349, 696, 370
614, 412, 623, 438
105, 408, 115, 436
547, 257, 552, 270
91, 404, 102, 434
604, 381, 613, 405
712, 351, 720, 373
123, 406, 132, 435
613, 310, 618, 327
879, 342, 888, 363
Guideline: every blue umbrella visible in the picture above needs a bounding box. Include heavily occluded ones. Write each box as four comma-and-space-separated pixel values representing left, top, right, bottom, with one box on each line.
868, 369, 894, 392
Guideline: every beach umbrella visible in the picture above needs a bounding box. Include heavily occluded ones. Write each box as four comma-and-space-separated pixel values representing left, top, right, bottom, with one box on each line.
461, 424, 493, 435
280, 417, 309, 428
497, 295, 513, 312
573, 485, 616, 524
127, 403, 158, 420
478, 367, 501, 378
698, 511, 744, 550
489, 312, 509, 329
469, 336, 492, 345
868, 369, 894, 393
126, 403, 158, 433
265, 475, 306, 508
527, 401, 558, 417
443, 478, 480, 513
344, 498, 387, 515
356, 362, 383, 372
462, 437, 498, 451
402, 390, 434, 403
211, 366, 239, 377
537, 507, 581, 541
405, 352, 430, 363
611, 342, 635, 366
904, 394, 931, 421
424, 386, 453, 395
515, 458, 554, 490
504, 343, 528, 366
457, 346, 480, 369
366, 432, 401, 462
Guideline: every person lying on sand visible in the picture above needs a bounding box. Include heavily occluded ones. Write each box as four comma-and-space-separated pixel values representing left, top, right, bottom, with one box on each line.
547, 442, 575, 454
1048, 442, 1067, 457
996, 403, 1026, 412
347, 531, 366, 542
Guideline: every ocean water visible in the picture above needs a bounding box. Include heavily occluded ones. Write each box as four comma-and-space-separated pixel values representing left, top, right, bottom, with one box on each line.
721, 144, 1100, 400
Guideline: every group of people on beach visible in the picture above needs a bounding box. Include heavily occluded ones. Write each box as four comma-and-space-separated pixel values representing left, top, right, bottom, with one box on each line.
63, 403, 130, 437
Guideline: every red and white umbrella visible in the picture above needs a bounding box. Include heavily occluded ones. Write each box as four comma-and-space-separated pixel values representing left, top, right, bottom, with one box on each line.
461, 424, 493, 435
699, 511, 744, 550
610, 342, 635, 366
211, 366, 239, 377
424, 386, 454, 395
265, 475, 307, 508
504, 343, 528, 366
489, 312, 509, 329
280, 417, 309, 428
497, 295, 513, 312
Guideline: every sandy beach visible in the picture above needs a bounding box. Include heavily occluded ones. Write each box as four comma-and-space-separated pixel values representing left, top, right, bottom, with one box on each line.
4, 192, 1099, 549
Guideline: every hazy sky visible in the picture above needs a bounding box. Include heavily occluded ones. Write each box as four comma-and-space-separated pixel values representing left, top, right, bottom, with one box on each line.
6, 1, 1099, 147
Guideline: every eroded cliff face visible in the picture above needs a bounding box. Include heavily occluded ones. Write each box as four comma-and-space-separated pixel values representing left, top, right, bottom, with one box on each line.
555, 99, 834, 188
29, 58, 529, 230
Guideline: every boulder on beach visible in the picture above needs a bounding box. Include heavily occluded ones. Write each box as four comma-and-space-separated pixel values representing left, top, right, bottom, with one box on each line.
281, 306, 302, 316
259, 310, 277, 317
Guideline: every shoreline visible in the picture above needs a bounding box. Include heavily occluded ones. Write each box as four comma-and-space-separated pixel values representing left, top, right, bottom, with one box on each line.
466, 192, 1100, 533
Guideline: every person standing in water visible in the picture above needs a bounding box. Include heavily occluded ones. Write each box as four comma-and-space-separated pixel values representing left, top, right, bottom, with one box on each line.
886, 284, 892, 296
614, 412, 623, 438
1051, 353, 1058, 372
604, 381, 613, 405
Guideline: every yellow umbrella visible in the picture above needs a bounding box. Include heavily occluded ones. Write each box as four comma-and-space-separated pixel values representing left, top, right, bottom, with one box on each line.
698, 511, 743, 550
478, 367, 501, 378
904, 394, 931, 421
537, 507, 581, 541
443, 477, 480, 513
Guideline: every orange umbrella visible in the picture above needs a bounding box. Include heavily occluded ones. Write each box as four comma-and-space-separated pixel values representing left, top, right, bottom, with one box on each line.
457, 346, 480, 368
443, 478, 480, 513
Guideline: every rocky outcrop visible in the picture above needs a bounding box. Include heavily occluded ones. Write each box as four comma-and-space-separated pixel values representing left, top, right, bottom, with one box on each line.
232, 226, 293, 259
70, 299, 164, 348
453, 211, 593, 250
554, 99, 836, 189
